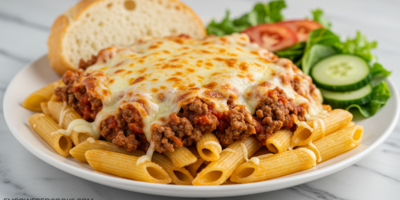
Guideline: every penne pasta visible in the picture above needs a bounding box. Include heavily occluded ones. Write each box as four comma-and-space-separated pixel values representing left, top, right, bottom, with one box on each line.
152, 152, 194, 185
266, 129, 293, 153
70, 131, 92, 146
230, 148, 316, 183
291, 109, 353, 146
40, 102, 52, 116
22, 80, 63, 112
28, 113, 72, 157
345, 122, 355, 127
196, 132, 222, 161
252, 146, 272, 157
70, 138, 145, 162
47, 101, 81, 129
50, 94, 59, 102
163, 146, 197, 168
309, 125, 363, 163
222, 179, 237, 185
186, 145, 209, 177
192, 137, 261, 186
186, 158, 208, 178
86, 150, 171, 184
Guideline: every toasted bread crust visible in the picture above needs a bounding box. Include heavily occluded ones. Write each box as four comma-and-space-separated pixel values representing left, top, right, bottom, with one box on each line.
48, 0, 102, 76
47, 15, 71, 76
171, 0, 206, 37
47, 0, 206, 76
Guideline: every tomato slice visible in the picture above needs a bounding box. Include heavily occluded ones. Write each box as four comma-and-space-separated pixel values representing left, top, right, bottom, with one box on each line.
277, 20, 323, 42
242, 23, 298, 52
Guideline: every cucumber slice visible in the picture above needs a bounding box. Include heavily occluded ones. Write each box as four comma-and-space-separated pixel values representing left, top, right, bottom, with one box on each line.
311, 54, 371, 92
321, 84, 372, 108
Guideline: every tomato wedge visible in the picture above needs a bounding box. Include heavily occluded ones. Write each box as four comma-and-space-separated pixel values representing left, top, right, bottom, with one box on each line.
277, 20, 323, 42
242, 24, 298, 52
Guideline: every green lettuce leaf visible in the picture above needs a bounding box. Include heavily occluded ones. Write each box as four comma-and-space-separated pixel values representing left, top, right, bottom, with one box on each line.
206, 11, 247, 36
264, 0, 286, 23
335, 31, 378, 62
302, 44, 336, 74
292, 28, 340, 73
310, 8, 331, 29
275, 42, 305, 66
371, 62, 391, 78
206, 0, 287, 36
346, 81, 391, 117
305, 28, 341, 52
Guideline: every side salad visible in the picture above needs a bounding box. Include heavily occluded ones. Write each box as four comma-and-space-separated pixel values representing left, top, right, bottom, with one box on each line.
207, 0, 391, 118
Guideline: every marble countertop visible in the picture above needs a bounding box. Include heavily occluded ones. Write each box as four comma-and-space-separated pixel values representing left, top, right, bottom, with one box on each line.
1, 0, 400, 199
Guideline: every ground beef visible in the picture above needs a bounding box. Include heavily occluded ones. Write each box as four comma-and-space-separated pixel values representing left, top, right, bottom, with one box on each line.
100, 104, 149, 152
254, 87, 307, 144
54, 70, 103, 121
151, 98, 219, 153
291, 76, 303, 96
79, 55, 97, 70
215, 105, 257, 147
151, 113, 194, 152
179, 98, 219, 133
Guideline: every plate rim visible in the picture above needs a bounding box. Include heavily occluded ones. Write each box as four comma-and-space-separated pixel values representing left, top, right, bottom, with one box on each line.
4, 54, 400, 197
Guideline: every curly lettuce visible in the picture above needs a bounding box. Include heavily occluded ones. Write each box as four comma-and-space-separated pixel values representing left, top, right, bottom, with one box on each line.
206, 0, 286, 36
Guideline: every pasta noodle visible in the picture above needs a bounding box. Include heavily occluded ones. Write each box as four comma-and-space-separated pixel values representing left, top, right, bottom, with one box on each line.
163, 146, 197, 168
196, 132, 222, 161
186, 145, 209, 178
40, 102, 52, 116
86, 150, 171, 184
309, 125, 363, 162
230, 148, 316, 183
28, 113, 72, 157
47, 101, 81, 129
265, 129, 293, 153
291, 109, 352, 146
70, 138, 145, 162
252, 146, 272, 157
192, 137, 261, 186
22, 80, 63, 112
152, 152, 194, 185
70, 131, 93, 146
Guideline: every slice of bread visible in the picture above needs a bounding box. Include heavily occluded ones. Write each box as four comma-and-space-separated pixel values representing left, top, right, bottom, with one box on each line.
48, 0, 205, 75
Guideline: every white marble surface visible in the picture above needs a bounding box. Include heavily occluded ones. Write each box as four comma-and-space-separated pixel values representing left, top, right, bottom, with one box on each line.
1, 0, 400, 199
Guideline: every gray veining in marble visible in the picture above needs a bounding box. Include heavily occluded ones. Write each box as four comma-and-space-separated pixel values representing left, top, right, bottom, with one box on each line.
0, 0, 400, 199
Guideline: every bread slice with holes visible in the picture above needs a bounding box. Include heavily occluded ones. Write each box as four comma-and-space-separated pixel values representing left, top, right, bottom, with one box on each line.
47, 0, 205, 75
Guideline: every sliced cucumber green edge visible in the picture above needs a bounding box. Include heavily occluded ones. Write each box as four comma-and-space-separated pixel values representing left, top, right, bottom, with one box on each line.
311, 54, 371, 92
320, 84, 373, 108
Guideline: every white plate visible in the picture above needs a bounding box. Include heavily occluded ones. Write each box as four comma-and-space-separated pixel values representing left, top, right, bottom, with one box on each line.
4, 55, 399, 197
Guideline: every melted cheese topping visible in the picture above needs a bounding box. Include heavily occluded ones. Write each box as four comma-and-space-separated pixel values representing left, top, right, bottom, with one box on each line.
222, 148, 237, 154
136, 155, 151, 165
137, 141, 156, 165
203, 141, 222, 153
295, 121, 313, 133
65, 119, 99, 138
86, 137, 95, 144
307, 142, 321, 163
297, 148, 317, 166
59, 101, 68, 127
240, 143, 249, 162
249, 157, 260, 165
51, 129, 67, 136
75, 34, 323, 154
315, 118, 326, 138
